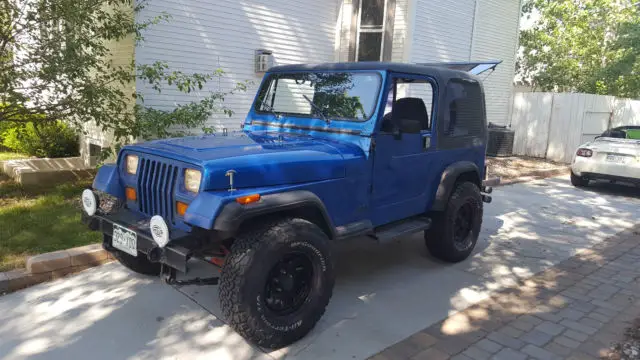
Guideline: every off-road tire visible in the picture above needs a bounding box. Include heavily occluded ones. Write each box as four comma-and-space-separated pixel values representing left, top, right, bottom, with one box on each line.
219, 218, 335, 349
106, 234, 161, 276
570, 171, 589, 187
425, 181, 483, 263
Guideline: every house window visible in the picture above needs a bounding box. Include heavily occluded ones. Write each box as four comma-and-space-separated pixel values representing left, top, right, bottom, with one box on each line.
356, 0, 387, 61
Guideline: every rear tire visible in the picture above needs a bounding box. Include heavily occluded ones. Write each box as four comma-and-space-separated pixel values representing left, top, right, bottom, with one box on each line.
570, 171, 589, 187
219, 218, 335, 349
425, 182, 483, 263
106, 234, 161, 276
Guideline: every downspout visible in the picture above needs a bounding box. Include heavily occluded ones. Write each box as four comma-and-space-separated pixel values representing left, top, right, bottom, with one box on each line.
469, 0, 479, 60
507, 0, 526, 128
403, 0, 418, 62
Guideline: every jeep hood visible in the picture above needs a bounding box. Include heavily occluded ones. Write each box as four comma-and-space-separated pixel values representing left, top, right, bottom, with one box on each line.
125, 132, 360, 190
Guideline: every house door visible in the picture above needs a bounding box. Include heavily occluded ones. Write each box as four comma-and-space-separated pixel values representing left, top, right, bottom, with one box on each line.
371, 74, 439, 226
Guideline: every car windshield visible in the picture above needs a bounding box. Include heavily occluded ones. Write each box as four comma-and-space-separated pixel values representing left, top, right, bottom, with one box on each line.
254, 72, 382, 122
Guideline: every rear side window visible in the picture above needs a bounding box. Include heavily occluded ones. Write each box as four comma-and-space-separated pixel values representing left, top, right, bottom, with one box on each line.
439, 79, 486, 149
443, 79, 484, 137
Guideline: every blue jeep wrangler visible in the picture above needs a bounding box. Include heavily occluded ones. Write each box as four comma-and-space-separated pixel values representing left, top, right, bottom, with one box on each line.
82, 62, 499, 348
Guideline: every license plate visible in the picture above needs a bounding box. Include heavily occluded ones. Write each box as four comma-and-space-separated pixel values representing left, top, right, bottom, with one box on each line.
112, 224, 137, 257
606, 154, 628, 164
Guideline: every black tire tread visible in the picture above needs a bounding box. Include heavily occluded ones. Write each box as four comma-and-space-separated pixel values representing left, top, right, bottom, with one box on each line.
219, 218, 334, 348
570, 172, 589, 187
426, 182, 483, 263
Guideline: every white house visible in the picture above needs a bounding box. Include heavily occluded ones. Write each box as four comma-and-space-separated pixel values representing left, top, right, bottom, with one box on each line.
84, 0, 522, 153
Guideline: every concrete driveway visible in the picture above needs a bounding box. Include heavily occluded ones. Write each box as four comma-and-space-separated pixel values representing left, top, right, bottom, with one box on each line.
1, 176, 639, 360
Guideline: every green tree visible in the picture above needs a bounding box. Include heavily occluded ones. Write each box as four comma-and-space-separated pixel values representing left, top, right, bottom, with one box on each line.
518, 0, 640, 97
1, 0, 245, 154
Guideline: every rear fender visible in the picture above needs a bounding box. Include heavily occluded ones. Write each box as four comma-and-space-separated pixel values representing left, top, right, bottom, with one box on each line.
431, 161, 481, 212
93, 164, 125, 199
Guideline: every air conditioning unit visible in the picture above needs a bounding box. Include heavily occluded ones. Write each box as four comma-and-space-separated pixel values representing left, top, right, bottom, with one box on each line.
487, 124, 515, 157
255, 49, 274, 73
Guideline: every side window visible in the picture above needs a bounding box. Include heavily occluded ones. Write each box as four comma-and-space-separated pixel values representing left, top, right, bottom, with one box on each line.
383, 79, 434, 131
443, 79, 484, 137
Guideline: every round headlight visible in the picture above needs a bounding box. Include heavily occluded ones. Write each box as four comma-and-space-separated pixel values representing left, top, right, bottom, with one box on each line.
150, 215, 170, 248
184, 169, 202, 193
126, 155, 139, 175
82, 189, 97, 216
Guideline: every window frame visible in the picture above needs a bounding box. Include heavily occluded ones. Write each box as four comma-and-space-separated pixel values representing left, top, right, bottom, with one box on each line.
253, 71, 384, 123
379, 73, 439, 133
355, 0, 388, 62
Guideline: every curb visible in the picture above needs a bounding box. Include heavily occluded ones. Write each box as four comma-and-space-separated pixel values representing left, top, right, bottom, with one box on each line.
0, 244, 114, 295
495, 166, 570, 187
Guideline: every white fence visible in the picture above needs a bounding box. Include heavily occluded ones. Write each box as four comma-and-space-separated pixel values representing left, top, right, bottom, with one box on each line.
511, 92, 640, 163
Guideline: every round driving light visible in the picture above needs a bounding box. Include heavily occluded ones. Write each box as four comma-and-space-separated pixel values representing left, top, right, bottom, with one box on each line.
150, 215, 170, 248
82, 189, 97, 216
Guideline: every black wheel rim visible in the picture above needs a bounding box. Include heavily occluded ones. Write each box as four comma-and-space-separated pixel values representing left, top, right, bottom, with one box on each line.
453, 201, 475, 251
264, 252, 314, 316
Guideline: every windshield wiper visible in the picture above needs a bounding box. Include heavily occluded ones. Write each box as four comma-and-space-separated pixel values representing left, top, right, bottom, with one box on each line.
261, 103, 282, 119
302, 94, 330, 124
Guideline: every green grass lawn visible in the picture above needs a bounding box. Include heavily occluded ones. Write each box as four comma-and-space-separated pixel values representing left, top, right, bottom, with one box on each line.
0, 152, 29, 161
0, 173, 101, 272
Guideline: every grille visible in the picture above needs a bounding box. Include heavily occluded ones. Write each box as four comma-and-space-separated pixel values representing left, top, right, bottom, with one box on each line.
137, 158, 179, 224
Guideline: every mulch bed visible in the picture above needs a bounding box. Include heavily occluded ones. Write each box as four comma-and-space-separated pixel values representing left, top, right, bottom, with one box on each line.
487, 156, 567, 183
605, 318, 640, 360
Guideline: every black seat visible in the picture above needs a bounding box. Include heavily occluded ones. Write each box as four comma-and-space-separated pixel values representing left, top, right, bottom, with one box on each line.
381, 97, 429, 133
393, 98, 429, 129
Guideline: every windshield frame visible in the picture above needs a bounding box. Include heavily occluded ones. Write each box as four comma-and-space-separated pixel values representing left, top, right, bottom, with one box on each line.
253, 71, 383, 123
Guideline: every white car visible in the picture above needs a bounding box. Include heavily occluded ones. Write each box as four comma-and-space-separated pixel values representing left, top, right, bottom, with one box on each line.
571, 126, 640, 187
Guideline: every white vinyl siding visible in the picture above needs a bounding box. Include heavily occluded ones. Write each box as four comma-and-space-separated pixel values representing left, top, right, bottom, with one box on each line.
391, 0, 410, 62
471, 0, 521, 126
406, 0, 520, 127
409, 0, 476, 63
135, 0, 340, 131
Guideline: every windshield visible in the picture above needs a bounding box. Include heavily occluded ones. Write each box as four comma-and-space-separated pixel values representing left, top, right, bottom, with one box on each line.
254, 72, 382, 122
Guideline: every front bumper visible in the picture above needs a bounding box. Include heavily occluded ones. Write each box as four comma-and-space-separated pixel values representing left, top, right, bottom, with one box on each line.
83, 210, 193, 273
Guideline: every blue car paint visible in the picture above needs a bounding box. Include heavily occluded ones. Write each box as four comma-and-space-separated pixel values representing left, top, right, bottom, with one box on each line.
93, 164, 125, 199
93, 65, 486, 234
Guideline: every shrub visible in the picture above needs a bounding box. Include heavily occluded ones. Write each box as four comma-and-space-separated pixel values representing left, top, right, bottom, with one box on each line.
1, 121, 79, 158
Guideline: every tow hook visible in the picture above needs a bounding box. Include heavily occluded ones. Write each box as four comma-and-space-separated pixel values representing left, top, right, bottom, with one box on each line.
148, 247, 164, 263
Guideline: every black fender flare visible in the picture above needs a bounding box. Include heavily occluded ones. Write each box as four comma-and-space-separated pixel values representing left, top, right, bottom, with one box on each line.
213, 190, 336, 239
431, 161, 481, 212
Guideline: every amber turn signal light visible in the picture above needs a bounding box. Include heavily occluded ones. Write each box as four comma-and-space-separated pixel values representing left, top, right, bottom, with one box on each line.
176, 201, 189, 216
125, 187, 137, 201
236, 194, 261, 205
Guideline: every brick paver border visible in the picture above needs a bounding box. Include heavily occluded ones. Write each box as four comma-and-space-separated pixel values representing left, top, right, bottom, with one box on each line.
370, 225, 640, 360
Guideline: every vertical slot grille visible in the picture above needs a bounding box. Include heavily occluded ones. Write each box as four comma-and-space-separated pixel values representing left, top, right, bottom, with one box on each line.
136, 158, 178, 224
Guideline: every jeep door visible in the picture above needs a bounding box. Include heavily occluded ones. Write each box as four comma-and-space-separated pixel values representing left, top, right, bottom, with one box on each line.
370, 73, 440, 226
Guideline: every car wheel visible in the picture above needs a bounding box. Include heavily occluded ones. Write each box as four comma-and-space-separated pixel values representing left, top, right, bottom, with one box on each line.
425, 181, 483, 263
219, 218, 335, 349
106, 234, 162, 276
570, 172, 589, 187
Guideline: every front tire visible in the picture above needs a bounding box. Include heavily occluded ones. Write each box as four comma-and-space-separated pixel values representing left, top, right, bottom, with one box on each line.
425, 182, 483, 263
106, 234, 161, 276
219, 218, 335, 349
570, 171, 589, 187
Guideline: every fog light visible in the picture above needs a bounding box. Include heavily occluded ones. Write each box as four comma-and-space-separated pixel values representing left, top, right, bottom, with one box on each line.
125, 187, 137, 201
150, 215, 170, 248
81, 189, 97, 216
176, 201, 188, 217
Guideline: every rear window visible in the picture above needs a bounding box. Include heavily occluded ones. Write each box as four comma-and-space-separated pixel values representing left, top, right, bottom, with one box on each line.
443, 79, 485, 137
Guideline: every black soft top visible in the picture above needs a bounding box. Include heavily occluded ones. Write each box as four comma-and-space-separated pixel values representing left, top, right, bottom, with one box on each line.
268, 62, 480, 83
